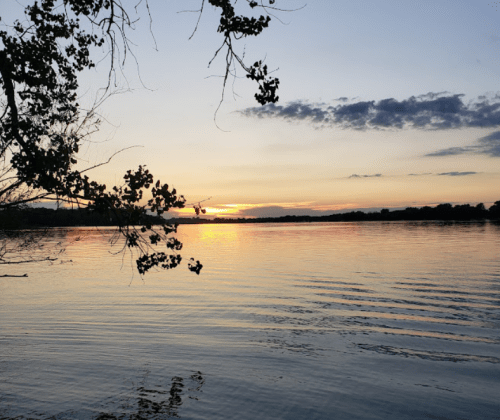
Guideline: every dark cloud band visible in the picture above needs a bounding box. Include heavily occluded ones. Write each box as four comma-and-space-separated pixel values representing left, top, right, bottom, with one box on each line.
437, 171, 478, 177
240, 92, 500, 131
426, 130, 500, 158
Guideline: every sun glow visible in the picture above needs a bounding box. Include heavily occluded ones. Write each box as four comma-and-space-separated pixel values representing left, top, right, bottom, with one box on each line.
170, 201, 359, 219
174, 205, 247, 218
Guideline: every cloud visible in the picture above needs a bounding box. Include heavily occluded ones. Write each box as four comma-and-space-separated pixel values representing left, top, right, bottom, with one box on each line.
437, 171, 478, 177
409, 172, 478, 177
238, 205, 353, 218
426, 147, 472, 157
479, 131, 500, 156
348, 173, 382, 178
426, 130, 500, 157
240, 92, 500, 131
234, 205, 409, 218
250, 101, 329, 122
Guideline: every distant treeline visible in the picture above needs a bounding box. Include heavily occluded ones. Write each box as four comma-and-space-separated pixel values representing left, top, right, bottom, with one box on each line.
0, 207, 165, 229
169, 201, 500, 225
1, 201, 499, 229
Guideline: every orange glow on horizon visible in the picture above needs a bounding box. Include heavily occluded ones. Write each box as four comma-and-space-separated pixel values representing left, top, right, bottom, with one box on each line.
172, 202, 359, 218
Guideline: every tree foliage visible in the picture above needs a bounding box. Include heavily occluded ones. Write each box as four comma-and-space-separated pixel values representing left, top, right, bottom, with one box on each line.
202, 0, 282, 106
0, 0, 283, 274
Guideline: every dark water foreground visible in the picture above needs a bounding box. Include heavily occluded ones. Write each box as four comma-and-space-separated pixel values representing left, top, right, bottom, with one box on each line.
1, 222, 499, 419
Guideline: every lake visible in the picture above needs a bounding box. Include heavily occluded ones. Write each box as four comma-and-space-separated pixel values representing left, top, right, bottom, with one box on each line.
1, 221, 499, 419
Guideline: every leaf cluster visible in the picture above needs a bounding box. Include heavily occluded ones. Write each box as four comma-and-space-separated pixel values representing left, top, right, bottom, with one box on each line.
200, 0, 283, 114
246, 60, 279, 105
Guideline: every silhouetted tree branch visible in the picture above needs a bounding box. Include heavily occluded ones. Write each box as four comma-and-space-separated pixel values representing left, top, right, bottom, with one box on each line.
1, 0, 290, 275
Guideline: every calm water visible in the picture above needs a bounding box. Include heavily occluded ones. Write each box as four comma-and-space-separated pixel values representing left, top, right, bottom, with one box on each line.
1, 222, 499, 419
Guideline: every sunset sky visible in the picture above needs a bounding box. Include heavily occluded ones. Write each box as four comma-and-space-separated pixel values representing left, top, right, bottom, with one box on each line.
7, 1, 500, 218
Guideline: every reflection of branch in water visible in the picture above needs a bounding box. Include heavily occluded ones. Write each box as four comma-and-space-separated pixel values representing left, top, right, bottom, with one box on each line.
0, 229, 65, 276
188, 371, 205, 398
95, 371, 204, 419
136, 376, 184, 418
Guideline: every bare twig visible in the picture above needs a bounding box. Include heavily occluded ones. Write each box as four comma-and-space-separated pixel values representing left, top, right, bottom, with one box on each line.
79, 145, 144, 174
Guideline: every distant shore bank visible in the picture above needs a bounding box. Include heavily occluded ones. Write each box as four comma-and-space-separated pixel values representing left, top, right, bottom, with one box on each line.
2, 201, 499, 229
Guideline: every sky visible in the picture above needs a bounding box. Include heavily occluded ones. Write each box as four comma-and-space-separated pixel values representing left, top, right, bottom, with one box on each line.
5, 1, 500, 218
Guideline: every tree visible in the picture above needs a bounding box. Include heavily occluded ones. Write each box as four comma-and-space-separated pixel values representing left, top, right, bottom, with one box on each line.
489, 201, 500, 219
0, 0, 284, 275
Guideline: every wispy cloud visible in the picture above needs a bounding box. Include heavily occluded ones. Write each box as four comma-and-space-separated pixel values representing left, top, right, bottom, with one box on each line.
239, 206, 333, 218
437, 171, 478, 177
426, 130, 500, 157
240, 92, 500, 131
348, 173, 382, 179
238, 203, 377, 218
